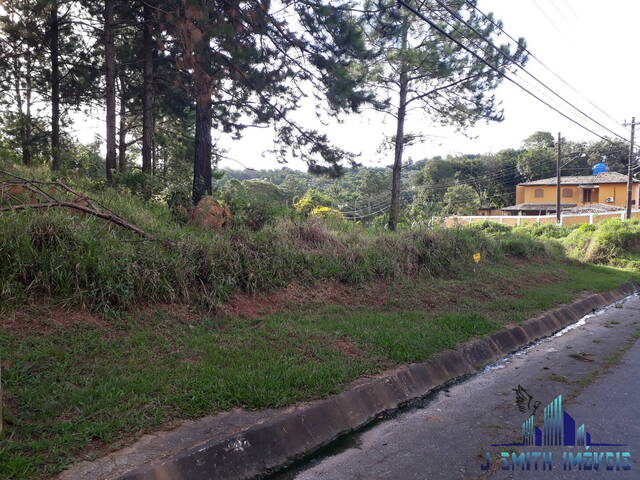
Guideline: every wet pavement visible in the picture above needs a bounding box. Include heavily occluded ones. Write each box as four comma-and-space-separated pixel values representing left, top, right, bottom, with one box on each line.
272, 295, 640, 480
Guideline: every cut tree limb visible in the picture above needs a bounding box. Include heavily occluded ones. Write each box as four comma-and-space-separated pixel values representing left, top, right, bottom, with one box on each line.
0, 201, 149, 238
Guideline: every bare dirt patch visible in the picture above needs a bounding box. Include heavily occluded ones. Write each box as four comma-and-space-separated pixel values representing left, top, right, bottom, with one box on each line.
0, 304, 109, 336
219, 280, 390, 318
333, 338, 365, 358
0, 261, 572, 335
134, 303, 203, 326
218, 262, 571, 319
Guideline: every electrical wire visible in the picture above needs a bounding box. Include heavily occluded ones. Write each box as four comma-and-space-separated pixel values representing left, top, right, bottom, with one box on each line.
431, 0, 628, 143
530, 0, 567, 37
396, 0, 628, 146
560, 0, 579, 20
462, 0, 621, 128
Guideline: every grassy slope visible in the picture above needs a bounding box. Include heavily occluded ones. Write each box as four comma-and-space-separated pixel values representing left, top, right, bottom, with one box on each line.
1, 259, 636, 479
1, 170, 639, 478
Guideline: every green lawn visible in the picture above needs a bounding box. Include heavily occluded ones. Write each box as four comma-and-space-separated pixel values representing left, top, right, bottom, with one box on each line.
0, 259, 637, 479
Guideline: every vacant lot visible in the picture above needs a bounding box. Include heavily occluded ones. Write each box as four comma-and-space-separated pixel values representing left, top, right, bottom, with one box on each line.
1, 258, 636, 479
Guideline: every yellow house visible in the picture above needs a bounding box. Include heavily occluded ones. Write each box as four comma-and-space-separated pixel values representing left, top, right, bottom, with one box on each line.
502, 172, 640, 215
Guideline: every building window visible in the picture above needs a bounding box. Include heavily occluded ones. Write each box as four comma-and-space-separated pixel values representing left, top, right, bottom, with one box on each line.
562, 188, 573, 198
534, 188, 544, 198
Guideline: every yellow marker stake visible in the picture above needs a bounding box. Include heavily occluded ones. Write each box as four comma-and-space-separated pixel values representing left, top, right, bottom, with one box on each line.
473, 253, 481, 263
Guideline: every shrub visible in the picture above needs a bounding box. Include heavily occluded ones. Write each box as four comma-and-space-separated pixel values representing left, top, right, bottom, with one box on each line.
115, 170, 166, 200
469, 221, 512, 236
497, 234, 546, 258
310, 206, 343, 218
293, 189, 333, 216
563, 219, 640, 263
514, 223, 574, 239
166, 185, 192, 224
221, 179, 289, 230
0, 179, 555, 312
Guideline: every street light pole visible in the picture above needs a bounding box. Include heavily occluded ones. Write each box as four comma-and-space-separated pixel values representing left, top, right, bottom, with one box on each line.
556, 132, 562, 224
625, 117, 637, 220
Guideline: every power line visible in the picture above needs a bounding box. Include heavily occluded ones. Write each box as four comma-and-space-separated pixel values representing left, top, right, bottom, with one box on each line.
560, 0, 579, 20
344, 203, 390, 220
339, 196, 392, 215
431, 0, 628, 143
463, 0, 621, 128
423, 6, 588, 131
548, 0, 573, 27
529, 0, 567, 38
396, 1, 619, 144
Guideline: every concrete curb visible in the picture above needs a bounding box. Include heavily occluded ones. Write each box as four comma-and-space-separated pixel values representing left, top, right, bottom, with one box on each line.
117, 282, 638, 480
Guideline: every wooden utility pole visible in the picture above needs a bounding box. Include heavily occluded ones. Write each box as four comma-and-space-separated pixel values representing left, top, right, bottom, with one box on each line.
626, 117, 636, 220
556, 132, 562, 224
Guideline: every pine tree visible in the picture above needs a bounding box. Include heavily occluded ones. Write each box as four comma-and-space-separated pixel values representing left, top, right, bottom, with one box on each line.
160, 0, 379, 205
362, 0, 528, 230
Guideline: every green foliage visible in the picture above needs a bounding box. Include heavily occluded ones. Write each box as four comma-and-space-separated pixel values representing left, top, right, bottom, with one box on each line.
516, 147, 555, 181
221, 179, 290, 230
469, 221, 513, 236
0, 184, 556, 312
497, 234, 547, 258
443, 185, 480, 215
563, 219, 640, 263
523, 131, 555, 149
356, 169, 389, 197
115, 170, 166, 200
513, 223, 575, 239
279, 174, 308, 202
166, 185, 192, 224
311, 206, 343, 218
293, 189, 333, 216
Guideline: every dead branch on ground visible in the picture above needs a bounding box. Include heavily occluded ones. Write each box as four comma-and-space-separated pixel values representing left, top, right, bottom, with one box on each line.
0, 170, 152, 239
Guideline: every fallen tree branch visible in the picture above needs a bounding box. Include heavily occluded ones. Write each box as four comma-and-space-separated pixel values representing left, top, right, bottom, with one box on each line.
0, 170, 117, 216
0, 202, 150, 238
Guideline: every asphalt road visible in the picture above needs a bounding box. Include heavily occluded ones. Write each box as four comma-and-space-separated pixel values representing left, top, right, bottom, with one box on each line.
273, 294, 640, 480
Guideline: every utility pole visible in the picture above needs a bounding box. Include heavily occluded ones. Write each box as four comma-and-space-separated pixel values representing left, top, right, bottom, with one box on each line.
625, 117, 637, 220
556, 132, 562, 224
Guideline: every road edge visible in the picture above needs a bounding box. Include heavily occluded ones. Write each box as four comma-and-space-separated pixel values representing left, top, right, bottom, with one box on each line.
114, 282, 638, 480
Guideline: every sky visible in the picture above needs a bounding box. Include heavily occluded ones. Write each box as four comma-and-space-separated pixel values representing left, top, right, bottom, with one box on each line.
74, 0, 640, 172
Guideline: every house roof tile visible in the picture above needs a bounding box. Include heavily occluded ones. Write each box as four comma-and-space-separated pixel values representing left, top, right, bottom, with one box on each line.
519, 172, 636, 186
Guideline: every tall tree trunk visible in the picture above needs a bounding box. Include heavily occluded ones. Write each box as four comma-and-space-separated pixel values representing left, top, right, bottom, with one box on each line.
118, 71, 127, 172
13, 55, 28, 166
152, 112, 157, 173
23, 53, 33, 166
141, 1, 154, 174
50, 0, 61, 170
162, 144, 167, 176
191, 1, 212, 205
105, 0, 117, 183
193, 92, 212, 205
388, 17, 409, 231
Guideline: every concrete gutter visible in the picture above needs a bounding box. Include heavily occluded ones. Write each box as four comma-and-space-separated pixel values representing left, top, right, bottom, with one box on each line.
59, 282, 638, 480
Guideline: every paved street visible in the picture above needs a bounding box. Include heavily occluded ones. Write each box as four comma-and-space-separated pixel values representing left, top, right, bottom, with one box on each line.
274, 295, 640, 480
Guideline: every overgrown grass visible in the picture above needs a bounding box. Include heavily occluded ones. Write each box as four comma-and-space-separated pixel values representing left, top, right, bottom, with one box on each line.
2, 171, 639, 479
472, 219, 640, 268
1, 260, 637, 479
0, 189, 553, 312
563, 219, 640, 264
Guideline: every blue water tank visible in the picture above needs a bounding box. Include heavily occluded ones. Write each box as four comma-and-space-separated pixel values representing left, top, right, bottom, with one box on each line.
592, 162, 608, 175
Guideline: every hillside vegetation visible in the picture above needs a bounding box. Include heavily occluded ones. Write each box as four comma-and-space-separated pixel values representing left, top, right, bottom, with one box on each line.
1, 167, 554, 313
1, 166, 640, 480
